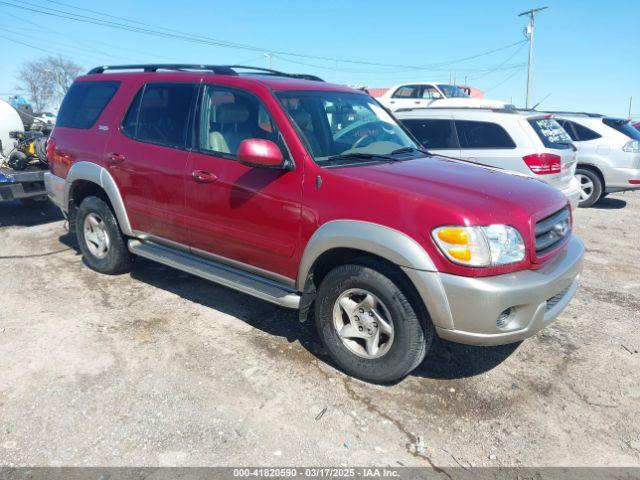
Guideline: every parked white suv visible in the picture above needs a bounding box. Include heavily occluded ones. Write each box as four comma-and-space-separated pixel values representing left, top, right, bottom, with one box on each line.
551, 113, 640, 207
377, 83, 512, 112
396, 107, 581, 208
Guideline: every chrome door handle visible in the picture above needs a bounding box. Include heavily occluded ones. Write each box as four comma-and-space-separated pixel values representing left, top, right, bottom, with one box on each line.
192, 170, 218, 183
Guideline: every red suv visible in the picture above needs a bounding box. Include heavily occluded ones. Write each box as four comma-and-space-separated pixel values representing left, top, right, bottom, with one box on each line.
45, 65, 584, 383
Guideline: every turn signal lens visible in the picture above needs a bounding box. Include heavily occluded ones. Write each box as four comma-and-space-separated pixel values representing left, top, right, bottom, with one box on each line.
437, 228, 469, 245
432, 225, 525, 267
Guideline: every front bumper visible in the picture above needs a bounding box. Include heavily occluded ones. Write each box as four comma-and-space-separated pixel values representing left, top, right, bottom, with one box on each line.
404, 235, 584, 346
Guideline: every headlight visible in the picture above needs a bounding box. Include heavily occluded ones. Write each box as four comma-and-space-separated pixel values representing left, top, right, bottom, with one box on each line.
623, 140, 640, 153
432, 225, 525, 267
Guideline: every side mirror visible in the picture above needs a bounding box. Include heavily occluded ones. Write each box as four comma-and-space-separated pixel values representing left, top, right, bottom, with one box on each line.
237, 138, 286, 169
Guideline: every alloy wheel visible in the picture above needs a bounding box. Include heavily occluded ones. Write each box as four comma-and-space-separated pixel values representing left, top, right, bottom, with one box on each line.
332, 288, 395, 359
83, 212, 110, 259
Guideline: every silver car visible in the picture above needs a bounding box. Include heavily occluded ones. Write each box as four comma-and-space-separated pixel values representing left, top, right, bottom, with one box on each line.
553, 113, 640, 207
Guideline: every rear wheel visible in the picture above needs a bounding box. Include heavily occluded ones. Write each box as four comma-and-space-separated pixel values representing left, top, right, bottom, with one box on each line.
315, 262, 432, 384
76, 196, 131, 274
575, 168, 603, 208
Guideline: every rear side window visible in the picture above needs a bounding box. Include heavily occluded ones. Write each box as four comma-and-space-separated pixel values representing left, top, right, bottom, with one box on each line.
56, 81, 120, 129
122, 83, 197, 148
401, 119, 457, 149
392, 85, 421, 99
455, 120, 516, 149
603, 118, 640, 141
558, 120, 601, 141
528, 118, 573, 149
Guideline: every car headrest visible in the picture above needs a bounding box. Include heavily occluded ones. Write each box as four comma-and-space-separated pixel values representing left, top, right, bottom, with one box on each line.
216, 103, 250, 124
292, 110, 312, 130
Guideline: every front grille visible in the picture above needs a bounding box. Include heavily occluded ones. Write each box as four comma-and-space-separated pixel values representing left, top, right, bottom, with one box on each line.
535, 207, 571, 255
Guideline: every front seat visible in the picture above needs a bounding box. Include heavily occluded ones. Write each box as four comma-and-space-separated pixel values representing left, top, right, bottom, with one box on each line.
209, 103, 251, 155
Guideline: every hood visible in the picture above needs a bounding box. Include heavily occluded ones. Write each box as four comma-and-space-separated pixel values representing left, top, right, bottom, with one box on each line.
327, 155, 568, 226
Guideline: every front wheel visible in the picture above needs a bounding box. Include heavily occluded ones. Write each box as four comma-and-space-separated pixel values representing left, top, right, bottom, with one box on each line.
575, 168, 603, 208
315, 262, 433, 384
76, 196, 132, 274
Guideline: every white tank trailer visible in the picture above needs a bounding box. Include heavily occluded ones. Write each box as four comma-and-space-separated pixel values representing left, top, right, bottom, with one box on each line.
0, 99, 25, 162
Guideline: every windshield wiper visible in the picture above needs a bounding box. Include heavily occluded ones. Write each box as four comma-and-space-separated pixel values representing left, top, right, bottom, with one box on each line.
326, 152, 398, 162
390, 146, 431, 156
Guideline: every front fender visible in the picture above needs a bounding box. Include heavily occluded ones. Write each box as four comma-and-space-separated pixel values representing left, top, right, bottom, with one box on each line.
297, 220, 454, 329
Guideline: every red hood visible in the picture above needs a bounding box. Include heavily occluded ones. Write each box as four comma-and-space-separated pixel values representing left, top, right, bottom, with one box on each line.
327, 155, 568, 226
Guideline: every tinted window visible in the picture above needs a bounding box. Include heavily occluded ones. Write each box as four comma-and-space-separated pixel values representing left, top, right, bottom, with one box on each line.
528, 118, 573, 149
133, 83, 196, 148
567, 120, 601, 141
603, 118, 640, 141
402, 119, 458, 149
199, 85, 282, 157
392, 85, 421, 99
56, 81, 119, 129
455, 120, 516, 149
121, 88, 143, 137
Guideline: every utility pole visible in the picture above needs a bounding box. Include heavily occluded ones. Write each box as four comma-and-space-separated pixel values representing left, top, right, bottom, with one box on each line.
629, 96, 633, 120
264, 53, 273, 70
519, 6, 547, 109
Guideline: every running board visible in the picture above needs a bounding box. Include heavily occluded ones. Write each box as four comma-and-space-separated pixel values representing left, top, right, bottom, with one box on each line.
128, 239, 300, 309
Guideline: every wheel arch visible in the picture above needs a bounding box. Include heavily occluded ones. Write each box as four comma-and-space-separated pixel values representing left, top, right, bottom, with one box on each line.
297, 220, 437, 292
576, 163, 605, 189
65, 161, 133, 236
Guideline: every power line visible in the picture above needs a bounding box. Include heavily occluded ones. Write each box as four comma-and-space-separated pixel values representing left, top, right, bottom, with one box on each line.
0, 0, 526, 72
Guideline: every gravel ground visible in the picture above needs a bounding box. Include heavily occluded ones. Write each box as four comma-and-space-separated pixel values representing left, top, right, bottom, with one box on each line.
0, 192, 639, 468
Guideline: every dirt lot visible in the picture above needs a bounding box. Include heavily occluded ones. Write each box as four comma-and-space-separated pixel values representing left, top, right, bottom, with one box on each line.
0, 192, 639, 468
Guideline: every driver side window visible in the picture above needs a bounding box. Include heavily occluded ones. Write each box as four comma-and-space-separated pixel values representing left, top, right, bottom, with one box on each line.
198, 85, 282, 158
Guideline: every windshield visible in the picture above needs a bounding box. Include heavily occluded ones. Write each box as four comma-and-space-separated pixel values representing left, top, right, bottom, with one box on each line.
437, 84, 470, 98
603, 118, 640, 141
276, 91, 418, 165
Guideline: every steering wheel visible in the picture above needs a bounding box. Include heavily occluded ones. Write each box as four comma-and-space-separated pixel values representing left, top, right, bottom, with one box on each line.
352, 133, 374, 149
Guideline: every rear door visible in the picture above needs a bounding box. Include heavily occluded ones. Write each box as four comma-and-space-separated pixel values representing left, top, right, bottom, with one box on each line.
400, 116, 460, 157
386, 85, 424, 111
104, 81, 198, 244
454, 119, 519, 169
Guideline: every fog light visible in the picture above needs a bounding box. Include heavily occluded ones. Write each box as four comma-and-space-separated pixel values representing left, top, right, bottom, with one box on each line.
496, 308, 513, 329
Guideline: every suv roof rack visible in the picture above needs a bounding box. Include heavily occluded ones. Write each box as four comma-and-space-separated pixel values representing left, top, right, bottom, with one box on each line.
87, 64, 324, 81
536, 110, 604, 118
87, 64, 239, 75
395, 106, 518, 114
228, 65, 324, 82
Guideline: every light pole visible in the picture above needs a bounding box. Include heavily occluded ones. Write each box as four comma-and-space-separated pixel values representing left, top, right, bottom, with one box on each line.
519, 6, 547, 109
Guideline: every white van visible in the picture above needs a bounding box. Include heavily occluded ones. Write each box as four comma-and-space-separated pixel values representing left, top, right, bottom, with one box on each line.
396, 107, 581, 208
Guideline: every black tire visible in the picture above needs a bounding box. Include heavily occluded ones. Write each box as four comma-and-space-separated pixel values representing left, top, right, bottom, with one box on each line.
76, 196, 132, 274
575, 167, 603, 208
315, 261, 433, 384
8, 151, 28, 170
